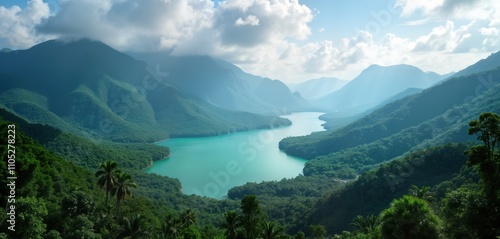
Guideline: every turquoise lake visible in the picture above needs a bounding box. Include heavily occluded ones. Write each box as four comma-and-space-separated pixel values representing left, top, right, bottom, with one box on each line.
146, 112, 325, 198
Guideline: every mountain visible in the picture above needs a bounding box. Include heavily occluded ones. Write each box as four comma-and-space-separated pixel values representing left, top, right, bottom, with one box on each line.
319, 87, 423, 130
131, 53, 312, 115
0, 39, 291, 142
279, 52, 500, 175
287, 77, 348, 100
313, 64, 446, 114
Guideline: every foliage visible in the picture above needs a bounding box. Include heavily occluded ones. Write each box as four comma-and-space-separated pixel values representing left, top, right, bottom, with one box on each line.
380, 195, 440, 239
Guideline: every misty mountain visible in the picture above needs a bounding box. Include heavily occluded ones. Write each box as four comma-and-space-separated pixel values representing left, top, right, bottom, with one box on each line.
0, 39, 291, 142
287, 77, 349, 100
280, 52, 500, 171
130, 53, 312, 115
313, 64, 446, 113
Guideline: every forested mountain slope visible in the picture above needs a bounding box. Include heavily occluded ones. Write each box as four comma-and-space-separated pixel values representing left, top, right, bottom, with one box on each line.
0, 39, 291, 142
280, 64, 500, 168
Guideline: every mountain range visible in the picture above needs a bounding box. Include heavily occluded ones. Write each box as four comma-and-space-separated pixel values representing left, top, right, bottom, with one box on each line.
0, 39, 295, 142
313, 64, 448, 114
131, 53, 311, 114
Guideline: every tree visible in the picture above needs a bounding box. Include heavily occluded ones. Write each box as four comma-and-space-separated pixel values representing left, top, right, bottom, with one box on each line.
161, 214, 183, 239
408, 185, 433, 201
350, 215, 379, 234
220, 211, 240, 239
309, 224, 327, 239
261, 222, 284, 239
466, 112, 500, 202
380, 195, 440, 239
95, 161, 120, 208
117, 214, 149, 239
240, 195, 266, 239
111, 171, 137, 217
441, 186, 490, 239
181, 208, 197, 228
12, 197, 48, 239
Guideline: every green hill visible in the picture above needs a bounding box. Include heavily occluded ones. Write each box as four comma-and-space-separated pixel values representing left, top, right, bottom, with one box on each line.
280, 66, 500, 177
0, 39, 291, 142
305, 143, 474, 234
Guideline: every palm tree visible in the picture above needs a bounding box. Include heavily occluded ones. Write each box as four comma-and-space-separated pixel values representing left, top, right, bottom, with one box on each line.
261, 221, 284, 239
220, 211, 240, 239
381, 195, 440, 239
408, 185, 433, 201
117, 214, 149, 239
180, 208, 196, 228
350, 215, 379, 234
161, 214, 182, 239
111, 171, 137, 217
95, 161, 120, 208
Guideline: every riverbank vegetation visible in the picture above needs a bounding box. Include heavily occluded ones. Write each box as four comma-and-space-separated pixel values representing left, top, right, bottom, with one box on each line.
1, 105, 500, 238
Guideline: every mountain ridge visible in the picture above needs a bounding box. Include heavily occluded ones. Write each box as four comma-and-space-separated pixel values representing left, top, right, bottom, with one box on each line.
0, 39, 292, 142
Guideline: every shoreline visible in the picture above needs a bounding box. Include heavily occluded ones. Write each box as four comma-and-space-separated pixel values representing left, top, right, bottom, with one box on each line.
142, 153, 170, 171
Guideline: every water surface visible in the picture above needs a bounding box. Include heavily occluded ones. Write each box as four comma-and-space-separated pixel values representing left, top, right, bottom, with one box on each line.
146, 112, 325, 198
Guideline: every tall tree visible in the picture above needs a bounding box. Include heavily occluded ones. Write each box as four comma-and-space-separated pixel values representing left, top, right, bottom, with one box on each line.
350, 215, 379, 234
220, 211, 240, 239
466, 112, 500, 202
380, 195, 440, 239
180, 208, 197, 228
261, 222, 284, 239
240, 195, 266, 239
161, 214, 183, 239
111, 171, 137, 217
95, 161, 120, 208
408, 185, 433, 201
117, 214, 149, 239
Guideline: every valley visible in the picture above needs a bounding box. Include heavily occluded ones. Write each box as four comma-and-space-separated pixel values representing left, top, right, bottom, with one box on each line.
146, 112, 325, 198
1, 38, 500, 239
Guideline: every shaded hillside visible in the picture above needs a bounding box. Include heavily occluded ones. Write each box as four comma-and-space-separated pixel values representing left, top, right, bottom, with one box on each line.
314, 64, 445, 113
305, 143, 471, 234
280, 66, 500, 164
131, 53, 312, 114
0, 39, 291, 142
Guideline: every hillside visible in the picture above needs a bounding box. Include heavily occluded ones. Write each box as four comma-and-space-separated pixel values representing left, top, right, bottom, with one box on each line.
0, 39, 291, 142
131, 53, 312, 114
280, 61, 500, 169
305, 143, 473, 234
313, 64, 445, 113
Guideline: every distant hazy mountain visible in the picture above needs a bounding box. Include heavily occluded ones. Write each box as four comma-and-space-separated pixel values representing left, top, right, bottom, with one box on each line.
0, 39, 291, 142
314, 64, 446, 113
280, 52, 500, 164
287, 77, 348, 100
131, 53, 312, 115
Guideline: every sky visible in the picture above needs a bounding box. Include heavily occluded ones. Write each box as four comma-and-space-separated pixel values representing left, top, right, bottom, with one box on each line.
1, 0, 499, 83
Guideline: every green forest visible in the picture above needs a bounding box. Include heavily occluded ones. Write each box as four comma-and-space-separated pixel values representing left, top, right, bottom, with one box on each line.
1, 102, 500, 238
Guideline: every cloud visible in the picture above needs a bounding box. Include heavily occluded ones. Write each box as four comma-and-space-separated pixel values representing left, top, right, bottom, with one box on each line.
396, 0, 494, 20
235, 15, 260, 26
0, 0, 51, 48
213, 0, 312, 47
38, 0, 214, 51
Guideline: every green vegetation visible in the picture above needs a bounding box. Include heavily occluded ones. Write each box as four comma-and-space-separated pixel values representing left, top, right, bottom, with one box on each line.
281, 67, 500, 177
1, 41, 500, 238
0, 39, 292, 143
